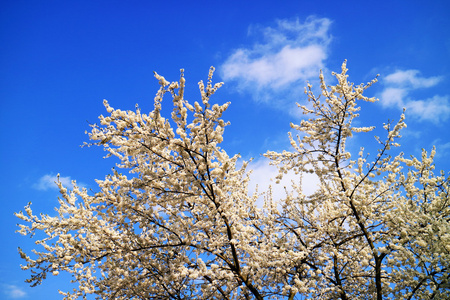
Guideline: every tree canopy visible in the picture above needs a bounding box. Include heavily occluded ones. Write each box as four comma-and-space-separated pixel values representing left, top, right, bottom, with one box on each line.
16, 62, 450, 299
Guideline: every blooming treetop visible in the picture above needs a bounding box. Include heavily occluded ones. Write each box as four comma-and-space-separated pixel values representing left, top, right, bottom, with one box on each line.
16, 62, 450, 299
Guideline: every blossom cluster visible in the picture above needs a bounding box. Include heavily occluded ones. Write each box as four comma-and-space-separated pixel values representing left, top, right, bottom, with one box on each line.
16, 63, 449, 299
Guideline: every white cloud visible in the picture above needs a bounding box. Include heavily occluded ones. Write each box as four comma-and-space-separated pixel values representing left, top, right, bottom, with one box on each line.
380, 69, 449, 123
2, 284, 27, 299
248, 158, 319, 207
404, 95, 450, 123
384, 70, 443, 88
221, 16, 332, 108
380, 87, 407, 108
33, 174, 78, 191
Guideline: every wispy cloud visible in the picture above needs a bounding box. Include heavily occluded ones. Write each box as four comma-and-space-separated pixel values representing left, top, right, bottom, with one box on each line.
380, 69, 449, 123
32, 174, 80, 191
248, 158, 319, 207
2, 284, 27, 299
384, 70, 442, 88
220, 16, 332, 110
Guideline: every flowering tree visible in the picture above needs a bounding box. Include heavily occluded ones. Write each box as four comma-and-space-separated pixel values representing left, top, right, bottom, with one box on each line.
16, 62, 449, 299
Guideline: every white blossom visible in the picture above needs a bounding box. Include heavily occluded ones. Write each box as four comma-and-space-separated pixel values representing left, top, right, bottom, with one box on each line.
16, 62, 449, 300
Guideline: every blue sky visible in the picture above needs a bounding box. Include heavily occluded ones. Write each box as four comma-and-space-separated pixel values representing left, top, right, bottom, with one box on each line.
1, 0, 449, 298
